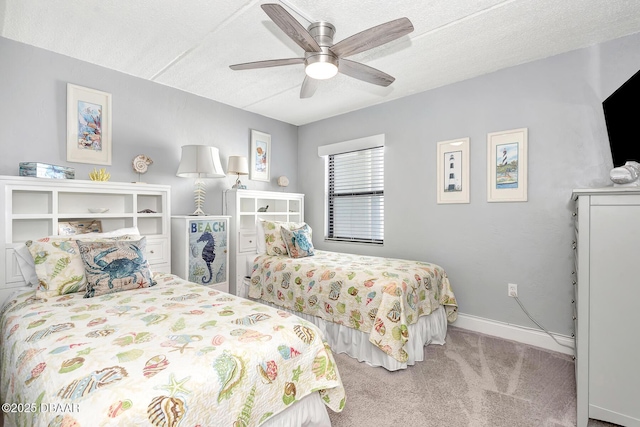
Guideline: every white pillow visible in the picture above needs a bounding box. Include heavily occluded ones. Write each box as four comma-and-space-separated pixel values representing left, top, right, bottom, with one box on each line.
256, 220, 266, 254
80, 226, 140, 238
12, 227, 142, 286
14, 244, 38, 286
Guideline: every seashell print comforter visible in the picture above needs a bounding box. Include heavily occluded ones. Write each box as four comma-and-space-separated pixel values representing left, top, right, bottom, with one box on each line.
0, 273, 345, 427
249, 250, 458, 363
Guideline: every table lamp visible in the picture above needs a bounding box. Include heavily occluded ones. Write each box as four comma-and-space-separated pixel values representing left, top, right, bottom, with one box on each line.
176, 145, 225, 215
227, 156, 249, 189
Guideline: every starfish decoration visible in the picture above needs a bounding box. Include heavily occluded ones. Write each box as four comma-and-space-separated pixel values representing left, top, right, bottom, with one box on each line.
156, 373, 192, 398
292, 366, 303, 382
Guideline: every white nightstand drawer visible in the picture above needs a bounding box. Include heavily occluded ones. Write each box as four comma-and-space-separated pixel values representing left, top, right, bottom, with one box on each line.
145, 238, 167, 264
239, 232, 257, 253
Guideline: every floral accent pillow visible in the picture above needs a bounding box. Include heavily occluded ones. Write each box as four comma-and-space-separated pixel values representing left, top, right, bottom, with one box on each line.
27, 234, 140, 298
280, 224, 315, 258
261, 220, 307, 256
77, 237, 155, 298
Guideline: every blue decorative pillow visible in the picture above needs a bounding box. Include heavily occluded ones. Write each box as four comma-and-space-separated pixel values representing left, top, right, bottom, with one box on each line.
280, 224, 315, 258
77, 237, 155, 298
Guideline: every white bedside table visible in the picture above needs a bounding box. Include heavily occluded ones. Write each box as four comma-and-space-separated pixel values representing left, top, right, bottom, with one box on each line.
171, 215, 230, 293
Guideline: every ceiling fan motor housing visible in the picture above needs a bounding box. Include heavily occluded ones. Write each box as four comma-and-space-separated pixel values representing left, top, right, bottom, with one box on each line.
304, 21, 338, 76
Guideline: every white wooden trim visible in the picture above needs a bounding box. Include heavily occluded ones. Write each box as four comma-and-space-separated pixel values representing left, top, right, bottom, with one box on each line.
317, 134, 384, 157
453, 312, 575, 355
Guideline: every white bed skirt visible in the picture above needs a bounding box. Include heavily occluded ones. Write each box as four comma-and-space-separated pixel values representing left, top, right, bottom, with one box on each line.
242, 278, 448, 371
261, 392, 331, 427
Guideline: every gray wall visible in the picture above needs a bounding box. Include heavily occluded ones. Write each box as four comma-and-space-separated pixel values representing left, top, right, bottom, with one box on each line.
0, 37, 299, 215
298, 32, 640, 336
2, 32, 639, 336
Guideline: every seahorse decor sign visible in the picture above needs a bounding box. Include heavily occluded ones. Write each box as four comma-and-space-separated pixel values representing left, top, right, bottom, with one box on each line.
188, 219, 228, 286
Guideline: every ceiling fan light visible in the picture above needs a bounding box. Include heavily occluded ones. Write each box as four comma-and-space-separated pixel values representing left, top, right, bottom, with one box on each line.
305, 62, 338, 80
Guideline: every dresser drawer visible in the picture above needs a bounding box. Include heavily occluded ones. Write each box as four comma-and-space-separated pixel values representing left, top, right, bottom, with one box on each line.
239, 231, 257, 253
145, 238, 168, 264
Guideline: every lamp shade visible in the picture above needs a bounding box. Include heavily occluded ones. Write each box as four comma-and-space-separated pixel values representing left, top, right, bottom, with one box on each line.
227, 156, 249, 175
176, 145, 226, 178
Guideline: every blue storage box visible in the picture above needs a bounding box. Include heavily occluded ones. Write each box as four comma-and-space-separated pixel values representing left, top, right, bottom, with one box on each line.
19, 162, 75, 179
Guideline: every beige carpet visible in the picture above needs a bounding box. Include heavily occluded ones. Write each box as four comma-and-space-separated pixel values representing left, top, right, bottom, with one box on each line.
329, 326, 618, 427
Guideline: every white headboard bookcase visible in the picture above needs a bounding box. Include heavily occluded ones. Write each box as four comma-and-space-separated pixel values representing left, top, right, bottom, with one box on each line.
0, 176, 171, 303
223, 189, 304, 296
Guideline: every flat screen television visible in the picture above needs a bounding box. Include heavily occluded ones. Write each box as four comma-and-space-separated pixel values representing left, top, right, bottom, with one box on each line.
603, 69, 640, 167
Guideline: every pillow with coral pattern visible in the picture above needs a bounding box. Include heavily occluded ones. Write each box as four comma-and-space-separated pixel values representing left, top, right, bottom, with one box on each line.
280, 224, 315, 258
77, 237, 155, 298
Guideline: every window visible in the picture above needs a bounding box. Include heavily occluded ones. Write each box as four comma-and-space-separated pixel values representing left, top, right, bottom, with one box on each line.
327, 146, 384, 244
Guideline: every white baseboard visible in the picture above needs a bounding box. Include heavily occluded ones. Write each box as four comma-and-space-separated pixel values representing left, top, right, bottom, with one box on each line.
452, 313, 575, 356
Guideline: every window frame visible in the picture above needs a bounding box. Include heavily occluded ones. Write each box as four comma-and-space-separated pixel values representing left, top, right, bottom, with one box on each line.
326, 146, 384, 245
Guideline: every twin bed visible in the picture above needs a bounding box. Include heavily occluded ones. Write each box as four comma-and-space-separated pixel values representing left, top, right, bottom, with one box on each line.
1, 253, 344, 427
245, 220, 458, 371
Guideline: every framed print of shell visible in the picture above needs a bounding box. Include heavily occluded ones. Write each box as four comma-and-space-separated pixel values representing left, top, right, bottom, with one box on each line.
250, 129, 270, 182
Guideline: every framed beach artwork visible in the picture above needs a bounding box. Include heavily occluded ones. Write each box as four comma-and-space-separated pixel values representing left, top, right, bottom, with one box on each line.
436, 137, 469, 204
487, 128, 528, 202
66, 83, 112, 165
250, 129, 271, 182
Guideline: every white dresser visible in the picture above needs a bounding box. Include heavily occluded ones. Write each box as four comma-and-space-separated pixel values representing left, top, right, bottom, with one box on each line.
573, 188, 640, 427
223, 189, 304, 296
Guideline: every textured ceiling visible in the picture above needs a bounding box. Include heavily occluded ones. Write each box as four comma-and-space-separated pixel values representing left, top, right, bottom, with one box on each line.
2, 0, 640, 125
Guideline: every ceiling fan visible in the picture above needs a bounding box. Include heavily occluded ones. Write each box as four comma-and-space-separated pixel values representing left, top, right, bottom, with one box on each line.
229, 3, 414, 98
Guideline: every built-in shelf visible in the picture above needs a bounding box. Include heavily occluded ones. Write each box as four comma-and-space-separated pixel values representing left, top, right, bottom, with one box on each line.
1, 176, 171, 303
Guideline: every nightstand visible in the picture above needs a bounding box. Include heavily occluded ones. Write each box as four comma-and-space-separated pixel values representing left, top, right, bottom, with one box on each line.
171, 215, 230, 293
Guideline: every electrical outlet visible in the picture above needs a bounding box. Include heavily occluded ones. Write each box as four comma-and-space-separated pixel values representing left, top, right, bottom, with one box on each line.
508, 283, 518, 297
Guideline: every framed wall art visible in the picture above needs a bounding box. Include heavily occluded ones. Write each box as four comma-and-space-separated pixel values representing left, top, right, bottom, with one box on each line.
487, 128, 528, 202
250, 129, 270, 182
66, 83, 112, 165
436, 137, 470, 204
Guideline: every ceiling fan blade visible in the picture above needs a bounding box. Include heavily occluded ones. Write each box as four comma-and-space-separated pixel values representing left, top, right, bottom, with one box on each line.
230, 58, 304, 70
261, 4, 322, 53
338, 59, 395, 87
300, 76, 319, 98
330, 17, 413, 58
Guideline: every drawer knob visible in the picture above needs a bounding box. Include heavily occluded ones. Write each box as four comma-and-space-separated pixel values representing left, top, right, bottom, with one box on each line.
572, 315, 576, 320
571, 333, 575, 338
150, 250, 155, 254
572, 243, 577, 250
572, 355, 576, 360
572, 212, 577, 216
249, 240, 252, 243
571, 299, 575, 304
572, 281, 576, 285
571, 271, 575, 275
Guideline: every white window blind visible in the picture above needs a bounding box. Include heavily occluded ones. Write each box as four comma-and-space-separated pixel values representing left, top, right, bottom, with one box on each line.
328, 146, 384, 244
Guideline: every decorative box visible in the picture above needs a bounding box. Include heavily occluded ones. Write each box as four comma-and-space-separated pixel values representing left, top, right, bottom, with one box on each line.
19, 162, 75, 179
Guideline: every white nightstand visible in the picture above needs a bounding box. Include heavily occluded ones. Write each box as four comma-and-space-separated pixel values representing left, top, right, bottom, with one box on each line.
171, 215, 230, 293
